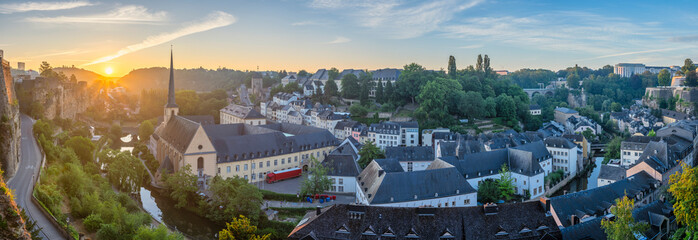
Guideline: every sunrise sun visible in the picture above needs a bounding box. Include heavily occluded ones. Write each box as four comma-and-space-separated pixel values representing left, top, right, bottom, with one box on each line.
105, 67, 113, 75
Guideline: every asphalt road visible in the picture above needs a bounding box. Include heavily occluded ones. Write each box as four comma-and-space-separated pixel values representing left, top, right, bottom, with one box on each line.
7, 114, 66, 240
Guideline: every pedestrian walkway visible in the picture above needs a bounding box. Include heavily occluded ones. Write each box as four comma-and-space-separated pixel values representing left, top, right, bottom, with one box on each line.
263, 194, 355, 209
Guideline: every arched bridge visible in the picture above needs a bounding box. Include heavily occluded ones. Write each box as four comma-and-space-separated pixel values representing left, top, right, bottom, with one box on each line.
523, 88, 554, 98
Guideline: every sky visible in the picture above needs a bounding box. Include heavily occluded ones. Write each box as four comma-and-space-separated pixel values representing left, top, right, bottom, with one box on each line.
2, 0, 698, 77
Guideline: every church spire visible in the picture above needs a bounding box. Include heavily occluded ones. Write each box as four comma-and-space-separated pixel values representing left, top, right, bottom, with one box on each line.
166, 46, 178, 108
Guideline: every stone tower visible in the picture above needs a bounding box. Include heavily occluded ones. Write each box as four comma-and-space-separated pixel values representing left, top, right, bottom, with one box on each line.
164, 48, 179, 124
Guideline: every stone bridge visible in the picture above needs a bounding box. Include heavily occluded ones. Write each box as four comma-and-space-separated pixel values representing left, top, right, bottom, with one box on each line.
523, 88, 554, 98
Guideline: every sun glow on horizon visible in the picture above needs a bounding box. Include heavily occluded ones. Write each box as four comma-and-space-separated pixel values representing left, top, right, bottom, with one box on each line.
105, 67, 113, 75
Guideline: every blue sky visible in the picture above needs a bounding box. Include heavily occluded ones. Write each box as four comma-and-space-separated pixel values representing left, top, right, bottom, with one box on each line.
1, 0, 698, 76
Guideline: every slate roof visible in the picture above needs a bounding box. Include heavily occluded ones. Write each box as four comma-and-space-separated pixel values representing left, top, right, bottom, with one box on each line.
357, 159, 475, 204
562, 134, 584, 143
323, 154, 361, 177
549, 171, 659, 227
384, 146, 434, 161
529, 104, 541, 110
661, 109, 688, 120
555, 107, 578, 114
371, 68, 401, 81
560, 217, 607, 240
330, 138, 360, 160
338, 69, 365, 80
154, 115, 214, 126
289, 201, 562, 240
454, 147, 545, 178
597, 165, 626, 181
310, 69, 328, 81
203, 123, 338, 163
371, 158, 404, 173
544, 137, 577, 149
633, 200, 675, 239
156, 116, 201, 152
220, 104, 265, 119
334, 120, 359, 130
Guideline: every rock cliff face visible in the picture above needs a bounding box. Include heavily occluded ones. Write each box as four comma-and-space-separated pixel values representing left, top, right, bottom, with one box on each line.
644, 87, 698, 114
0, 54, 21, 178
0, 172, 31, 240
17, 76, 89, 120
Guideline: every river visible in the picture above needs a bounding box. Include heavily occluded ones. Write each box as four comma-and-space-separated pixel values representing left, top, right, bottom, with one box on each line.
139, 186, 222, 239
551, 157, 604, 197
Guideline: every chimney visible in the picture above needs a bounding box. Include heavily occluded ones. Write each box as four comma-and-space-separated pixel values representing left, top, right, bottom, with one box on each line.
484, 203, 499, 215
540, 197, 550, 212
316, 206, 322, 215
570, 215, 579, 226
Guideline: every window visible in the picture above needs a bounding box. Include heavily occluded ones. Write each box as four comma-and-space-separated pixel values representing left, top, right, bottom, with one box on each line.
236, 165, 240, 172
338, 186, 344, 192
524, 181, 526, 185
331, 186, 336, 191
339, 178, 343, 184
267, 161, 270, 167
295, 156, 298, 162
252, 163, 255, 170
217, 168, 220, 174
244, 175, 248, 180
331, 178, 336, 184
251, 174, 256, 180
259, 173, 263, 179
227, 166, 231, 173
259, 162, 263, 168
282, 159, 285, 164
464, 199, 470, 205
274, 160, 278, 166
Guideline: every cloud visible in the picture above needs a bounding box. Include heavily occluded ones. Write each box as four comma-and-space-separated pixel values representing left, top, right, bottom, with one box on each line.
459, 44, 483, 49
671, 35, 698, 43
291, 20, 323, 26
26, 5, 167, 24
82, 11, 236, 66
0, 1, 92, 14
309, 0, 484, 39
576, 47, 689, 61
442, 11, 669, 56
327, 36, 350, 44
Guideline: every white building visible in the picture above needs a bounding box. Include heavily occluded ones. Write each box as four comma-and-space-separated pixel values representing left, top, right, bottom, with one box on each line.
421, 128, 451, 147
322, 139, 361, 194
614, 63, 646, 78
620, 136, 654, 167
544, 137, 579, 175
355, 159, 477, 207
452, 141, 551, 199
597, 164, 626, 187
219, 104, 266, 125
368, 121, 419, 149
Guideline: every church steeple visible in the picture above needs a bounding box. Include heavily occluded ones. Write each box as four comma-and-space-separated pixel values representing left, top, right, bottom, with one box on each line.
164, 47, 179, 123
166, 47, 178, 108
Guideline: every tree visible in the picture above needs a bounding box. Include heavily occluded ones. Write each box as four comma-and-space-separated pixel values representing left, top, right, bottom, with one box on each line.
65, 136, 96, 164
669, 164, 698, 235
460, 91, 484, 120
448, 55, 457, 78
108, 124, 123, 148
340, 74, 360, 99
566, 74, 580, 89
477, 179, 500, 203
603, 137, 622, 164
218, 215, 270, 240
647, 129, 656, 137
396, 63, 429, 104
69, 74, 78, 84
685, 70, 698, 87
483, 55, 491, 77
682, 58, 696, 73
298, 70, 308, 77
476, 54, 483, 72
138, 120, 154, 143
134, 225, 184, 240
206, 176, 263, 223
106, 151, 146, 193
325, 79, 338, 98
610, 102, 622, 112
375, 79, 384, 103
658, 69, 671, 86
359, 73, 372, 105
384, 80, 394, 102
300, 157, 332, 196
357, 140, 385, 169
495, 94, 517, 123
164, 165, 198, 208
498, 164, 515, 201
600, 195, 649, 240
349, 104, 368, 117
39, 61, 56, 78
328, 68, 339, 81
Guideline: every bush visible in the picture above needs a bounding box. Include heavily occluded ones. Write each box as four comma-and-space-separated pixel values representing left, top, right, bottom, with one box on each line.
260, 190, 301, 202
84, 214, 103, 232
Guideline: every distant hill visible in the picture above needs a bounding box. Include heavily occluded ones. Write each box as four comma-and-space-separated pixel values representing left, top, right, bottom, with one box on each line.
54, 67, 118, 83
117, 67, 251, 93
